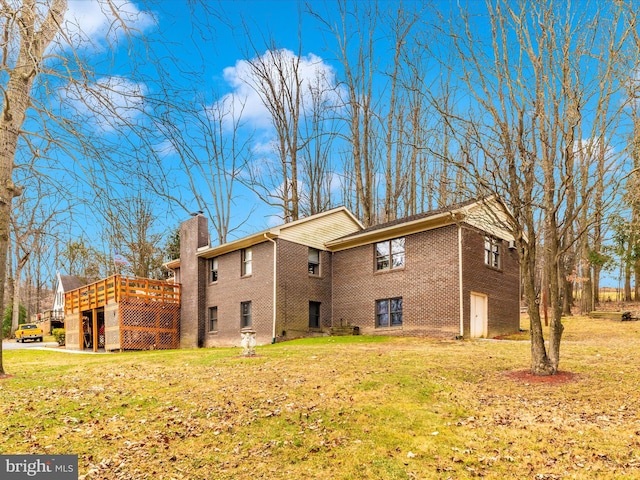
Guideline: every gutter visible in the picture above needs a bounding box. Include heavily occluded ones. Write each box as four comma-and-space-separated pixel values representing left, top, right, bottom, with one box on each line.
326, 211, 455, 251
264, 234, 277, 344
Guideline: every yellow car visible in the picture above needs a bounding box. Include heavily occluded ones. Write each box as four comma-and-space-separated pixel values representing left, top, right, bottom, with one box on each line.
14, 324, 44, 343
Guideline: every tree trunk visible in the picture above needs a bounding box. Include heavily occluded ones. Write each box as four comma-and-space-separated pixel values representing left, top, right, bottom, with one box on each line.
524, 256, 554, 375
635, 258, 640, 302
624, 261, 632, 301
0, 0, 67, 374
11, 254, 29, 334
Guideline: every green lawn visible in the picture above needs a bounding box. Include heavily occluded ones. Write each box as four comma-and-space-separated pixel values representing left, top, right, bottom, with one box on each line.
1, 316, 640, 479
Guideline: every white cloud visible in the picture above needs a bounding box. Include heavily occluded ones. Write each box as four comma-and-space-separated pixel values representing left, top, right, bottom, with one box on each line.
64, 0, 155, 49
153, 138, 178, 158
573, 137, 620, 172
218, 49, 344, 131
64, 75, 148, 132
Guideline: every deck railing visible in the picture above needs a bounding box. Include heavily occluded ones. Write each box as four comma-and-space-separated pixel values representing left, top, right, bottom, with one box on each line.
65, 275, 181, 314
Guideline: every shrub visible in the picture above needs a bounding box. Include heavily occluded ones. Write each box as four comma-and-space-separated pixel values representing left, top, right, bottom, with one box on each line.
52, 328, 65, 346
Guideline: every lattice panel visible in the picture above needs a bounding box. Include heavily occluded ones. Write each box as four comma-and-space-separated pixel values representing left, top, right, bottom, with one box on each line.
64, 314, 80, 350
119, 300, 180, 350
105, 329, 119, 348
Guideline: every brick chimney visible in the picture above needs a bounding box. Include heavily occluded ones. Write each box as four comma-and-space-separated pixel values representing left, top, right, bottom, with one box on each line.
179, 214, 208, 348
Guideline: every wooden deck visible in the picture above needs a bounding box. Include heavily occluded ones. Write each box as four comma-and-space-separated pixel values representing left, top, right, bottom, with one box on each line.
65, 275, 180, 315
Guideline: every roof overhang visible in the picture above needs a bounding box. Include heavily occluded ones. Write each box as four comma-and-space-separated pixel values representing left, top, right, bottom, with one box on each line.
196, 231, 276, 259
195, 206, 362, 259
270, 206, 364, 234
325, 211, 463, 251
164, 258, 181, 269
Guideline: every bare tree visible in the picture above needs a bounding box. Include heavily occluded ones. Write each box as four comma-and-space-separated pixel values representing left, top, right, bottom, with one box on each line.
627, 9, 640, 301
0, 1, 234, 375
150, 92, 252, 245
241, 46, 304, 222
93, 194, 165, 279
8, 180, 64, 335
59, 240, 107, 282
316, 0, 379, 226
381, 6, 420, 221
435, 0, 634, 375
299, 70, 341, 216
0, 0, 66, 373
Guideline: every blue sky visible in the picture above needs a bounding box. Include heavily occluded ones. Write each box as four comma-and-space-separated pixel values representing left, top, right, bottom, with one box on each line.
12, 0, 385, 283
91, 2, 402, 235
13, 0, 634, 288
62, 0, 348, 234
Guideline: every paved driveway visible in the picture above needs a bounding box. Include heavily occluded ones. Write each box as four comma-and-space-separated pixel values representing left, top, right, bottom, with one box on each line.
2, 339, 60, 350
2, 339, 108, 354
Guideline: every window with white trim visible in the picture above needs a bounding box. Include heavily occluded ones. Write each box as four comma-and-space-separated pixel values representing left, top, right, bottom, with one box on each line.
241, 248, 252, 276
484, 237, 501, 269
209, 258, 218, 282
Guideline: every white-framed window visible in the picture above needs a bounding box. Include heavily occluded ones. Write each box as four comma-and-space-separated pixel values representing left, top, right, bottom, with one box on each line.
308, 248, 320, 275
375, 238, 405, 271
241, 248, 252, 276
484, 237, 501, 269
241, 301, 252, 328
208, 306, 218, 332
209, 258, 218, 282
376, 297, 403, 328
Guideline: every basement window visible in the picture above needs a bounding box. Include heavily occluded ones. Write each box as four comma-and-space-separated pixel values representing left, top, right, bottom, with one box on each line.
376, 297, 403, 328
208, 306, 218, 332
241, 301, 252, 328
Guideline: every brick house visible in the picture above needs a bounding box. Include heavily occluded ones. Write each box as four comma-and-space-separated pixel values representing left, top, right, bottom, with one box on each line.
168, 198, 520, 347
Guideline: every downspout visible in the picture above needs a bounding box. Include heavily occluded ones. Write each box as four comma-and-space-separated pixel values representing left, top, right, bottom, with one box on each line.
458, 225, 464, 338
264, 234, 277, 343
330, 251, 334, 329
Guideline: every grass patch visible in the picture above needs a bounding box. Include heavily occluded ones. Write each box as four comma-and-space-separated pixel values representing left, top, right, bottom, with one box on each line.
2, 317, 640, 479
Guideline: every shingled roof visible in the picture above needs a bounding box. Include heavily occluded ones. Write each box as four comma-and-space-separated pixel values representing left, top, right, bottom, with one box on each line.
59, 275, 85, 292
338, 198, 479, 239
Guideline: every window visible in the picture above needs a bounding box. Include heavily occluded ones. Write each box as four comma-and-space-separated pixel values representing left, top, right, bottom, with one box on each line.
308, 248, 320, 275
241, 301, 252, 328
241, 248, 252, 276
375, 238, 405, 271
309, 301, 321, 329
484, 237, 501, 269
208, 306, 218, 332
209, 258, 218, 282
376, 297, 403, 328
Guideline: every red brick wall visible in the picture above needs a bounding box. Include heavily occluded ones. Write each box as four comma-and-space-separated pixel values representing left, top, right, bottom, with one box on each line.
204, 241, 274, 347
203, 239, 333, 346
461, 226, 520, 337
332, 225, 461, 337
275, 240, 332, 339
185, 218, 520, 346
